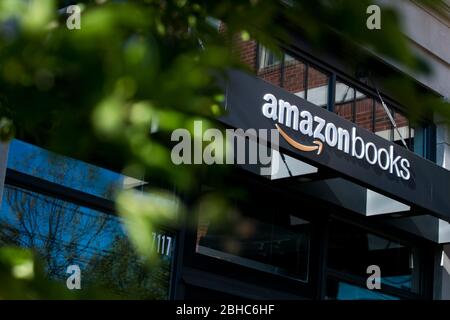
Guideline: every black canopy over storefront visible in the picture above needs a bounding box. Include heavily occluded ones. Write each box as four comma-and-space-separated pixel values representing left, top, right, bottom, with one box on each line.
220, 70, 450, 224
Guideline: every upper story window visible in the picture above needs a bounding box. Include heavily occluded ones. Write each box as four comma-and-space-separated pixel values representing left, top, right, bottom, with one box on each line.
334, 79, 425, 156
256, 45, 330, 108
258, 45, 281, 69
233, 38, 435, 161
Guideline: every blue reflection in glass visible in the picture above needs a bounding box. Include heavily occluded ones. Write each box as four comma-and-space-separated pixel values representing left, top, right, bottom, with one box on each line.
7, 139, 124, 200
382, 275, 412, 290
0, 184, 174, 299
335, 282, 400, 300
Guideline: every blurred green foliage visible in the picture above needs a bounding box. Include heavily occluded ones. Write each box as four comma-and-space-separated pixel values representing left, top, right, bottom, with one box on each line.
0, 0, 449, 299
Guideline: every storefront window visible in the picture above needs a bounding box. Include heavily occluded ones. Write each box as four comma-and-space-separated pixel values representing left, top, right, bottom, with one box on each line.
327, 220, 419, 293
196, 191, 311, 282
0, 184, 175, 299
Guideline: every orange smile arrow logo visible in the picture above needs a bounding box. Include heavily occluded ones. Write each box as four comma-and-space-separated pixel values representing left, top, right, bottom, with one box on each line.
275, 124, 323, 155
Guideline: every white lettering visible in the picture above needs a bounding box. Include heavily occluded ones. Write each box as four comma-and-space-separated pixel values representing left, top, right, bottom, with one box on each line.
299, 111, 313, 136
400, 158, 411, 180
389, 145, 402, 177
378, 148, 390, 170
313, 116, 326, 142
365, 142, 378, 165
338, 128, 350, 153
325, 123, 338, 147
262, 93, 278, 120
260, 93, 411, 181
351, 128, 365, 159
278, 99, 299, 130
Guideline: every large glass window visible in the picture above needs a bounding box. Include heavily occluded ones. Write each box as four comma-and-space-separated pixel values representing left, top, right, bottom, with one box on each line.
334, 80, 418, 152
232, 37, 435, 160
305, 64, 329, 108
0, 184, 175, 299
196, 190, 311, 282
255, 45, 330, 109
327, 220, 420, 293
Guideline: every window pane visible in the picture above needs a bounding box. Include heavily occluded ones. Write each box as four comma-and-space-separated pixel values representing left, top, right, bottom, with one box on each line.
327, 220, 418, 292
354, 93, 374, 132
0, 185, 175, 299
282, 55, 306, 98
256, 46, 281, 87
374, 101, 393, 141
393, 111, 412, 149
334, 81, 355, 122
326, 279, 400, 300
306, 65, 329, 108
196, 193, 310, 282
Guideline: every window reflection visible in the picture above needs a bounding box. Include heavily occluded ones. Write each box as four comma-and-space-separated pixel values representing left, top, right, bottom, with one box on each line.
256, 45, 281, 87
374, 101, 393, 141
0, 185, 174, 299
393, 111, 414, 149
334, 81, 354, 122
7, 140, 124, 200
327, 220, 418, 293
355, 92, 374, 132
335, 81, 415, 151
306, 65, 329, 108
283, 55, 307, 98
255, 45, 329, 108
196, 191, 310, 282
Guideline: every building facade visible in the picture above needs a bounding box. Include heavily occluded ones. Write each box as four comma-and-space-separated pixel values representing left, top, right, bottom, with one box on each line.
0, 0, 450, 300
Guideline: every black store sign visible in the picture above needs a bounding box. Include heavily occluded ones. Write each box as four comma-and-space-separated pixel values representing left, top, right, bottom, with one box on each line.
221, 70, 450, 221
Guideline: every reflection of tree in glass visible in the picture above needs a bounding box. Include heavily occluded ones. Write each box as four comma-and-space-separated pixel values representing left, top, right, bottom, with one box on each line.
8, 140, 121, 200
0, 185, 172, 299
84, 236, 172, 300
0, 186, 119, 282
